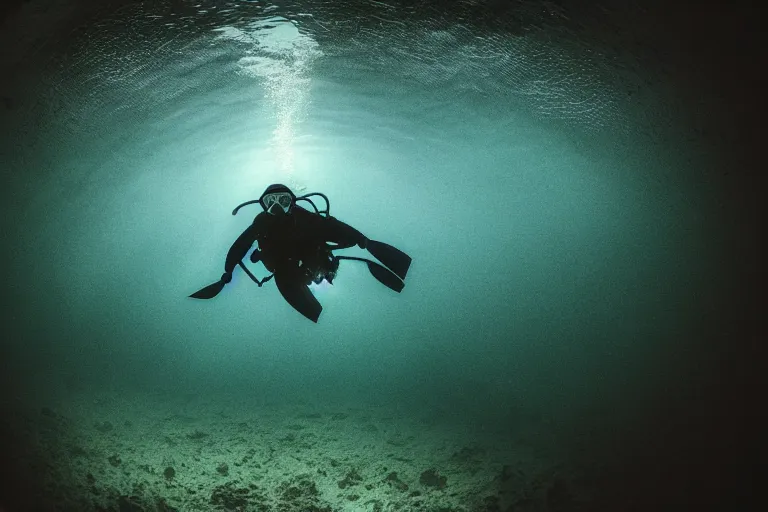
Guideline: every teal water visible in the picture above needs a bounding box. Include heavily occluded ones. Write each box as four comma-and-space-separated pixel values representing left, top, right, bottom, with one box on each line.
0, 1, 760, 511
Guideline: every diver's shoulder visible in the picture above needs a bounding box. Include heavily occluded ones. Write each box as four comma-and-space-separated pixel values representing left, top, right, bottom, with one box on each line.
252, 211, 269, 226
294, 205, 322, 218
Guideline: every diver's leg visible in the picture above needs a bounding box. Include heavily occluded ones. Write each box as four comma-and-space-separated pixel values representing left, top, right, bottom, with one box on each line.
273, 266, 322, 322
324, 217, 367, 248
324, 217, 410, 279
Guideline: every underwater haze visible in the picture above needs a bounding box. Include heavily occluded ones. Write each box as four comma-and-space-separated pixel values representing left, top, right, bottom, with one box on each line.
0, 0, 761, 511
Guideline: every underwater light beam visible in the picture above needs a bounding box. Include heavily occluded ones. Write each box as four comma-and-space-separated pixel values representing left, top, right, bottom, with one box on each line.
215, 16, 321, 189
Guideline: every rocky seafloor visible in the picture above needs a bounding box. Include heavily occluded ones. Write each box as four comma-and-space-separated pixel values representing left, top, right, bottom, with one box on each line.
1, 391, 593, 511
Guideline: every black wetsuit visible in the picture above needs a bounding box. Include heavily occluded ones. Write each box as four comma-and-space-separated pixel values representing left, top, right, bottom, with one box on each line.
223, 206, 367, 321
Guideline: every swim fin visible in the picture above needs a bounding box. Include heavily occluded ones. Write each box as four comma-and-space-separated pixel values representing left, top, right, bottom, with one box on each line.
336, 256, 405, 293
366, 240, 411, 281
190, 279, 226, 299
366, 261, 405, 293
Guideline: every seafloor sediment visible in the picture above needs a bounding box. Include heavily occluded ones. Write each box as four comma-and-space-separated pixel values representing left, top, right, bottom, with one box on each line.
2, 390, 585, 511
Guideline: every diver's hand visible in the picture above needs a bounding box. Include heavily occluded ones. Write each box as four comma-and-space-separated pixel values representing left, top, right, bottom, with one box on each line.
357, 237, 368, 249
221, 272, 232, 284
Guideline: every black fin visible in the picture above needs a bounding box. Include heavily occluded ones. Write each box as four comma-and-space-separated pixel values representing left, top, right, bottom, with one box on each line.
189, 280, 226, 299
335, 256, 405, 293
366, 240, 412, 281
367, 261, 405, 293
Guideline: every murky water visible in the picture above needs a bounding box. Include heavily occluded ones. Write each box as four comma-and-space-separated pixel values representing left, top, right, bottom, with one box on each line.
0, 1, 760, 510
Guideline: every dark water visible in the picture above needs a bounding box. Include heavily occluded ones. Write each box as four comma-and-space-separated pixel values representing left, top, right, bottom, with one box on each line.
0, 1, 761, 511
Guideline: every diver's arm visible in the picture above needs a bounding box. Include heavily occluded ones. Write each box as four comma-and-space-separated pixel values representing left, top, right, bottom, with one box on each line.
189, 217, 264, 299
224, 221, 261, 275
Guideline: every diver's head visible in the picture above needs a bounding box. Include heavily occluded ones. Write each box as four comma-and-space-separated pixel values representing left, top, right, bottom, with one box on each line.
259, 184, 296, 215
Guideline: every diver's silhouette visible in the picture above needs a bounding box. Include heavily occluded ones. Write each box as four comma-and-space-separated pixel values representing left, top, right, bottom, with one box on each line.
190, 184, 412, 322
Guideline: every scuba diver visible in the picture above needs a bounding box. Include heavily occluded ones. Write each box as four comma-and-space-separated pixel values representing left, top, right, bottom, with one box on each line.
190, 184, 412, 322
